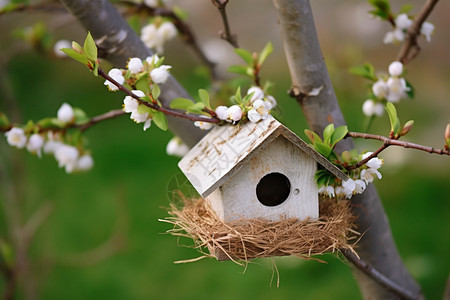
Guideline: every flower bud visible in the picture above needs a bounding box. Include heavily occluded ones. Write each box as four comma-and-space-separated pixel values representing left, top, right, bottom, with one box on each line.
400, 120, 414, 136
388, 61, 403, 77
57, 103, 75, 124
128, 57, 144, 74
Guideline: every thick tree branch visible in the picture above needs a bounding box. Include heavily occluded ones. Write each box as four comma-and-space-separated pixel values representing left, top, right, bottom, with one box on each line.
341, 250, 423, 300
59, 0, 206, 147
272, 1, 422, 299
396, 0, 439, 64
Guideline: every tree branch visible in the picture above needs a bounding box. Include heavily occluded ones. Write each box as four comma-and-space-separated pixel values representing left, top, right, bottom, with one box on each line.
211, 0, 239, 48
116, 1, 219, 80
396, 0, 440, 64
98, 67, 220, 124
59, 0, 207, 147
272, 1, 423, 299
345, 131, 449, 170
341, 249, 424, 300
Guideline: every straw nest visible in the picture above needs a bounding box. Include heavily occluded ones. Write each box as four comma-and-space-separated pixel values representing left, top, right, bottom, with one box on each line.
161, 196, 358, 263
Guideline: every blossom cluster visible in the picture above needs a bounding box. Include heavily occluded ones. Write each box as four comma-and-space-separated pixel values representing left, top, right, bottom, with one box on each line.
4, 103, 93, 174
363, 61, 410, 117
166, 136, 189, 157
141, 20, 177, 54
384, 13, 434, 44
104, 55, 172, 131
194, 86, 277, 131
319, 152, 383, 199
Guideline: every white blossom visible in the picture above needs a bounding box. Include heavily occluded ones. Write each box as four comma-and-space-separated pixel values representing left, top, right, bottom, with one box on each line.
57, 103, 75, 124
324, 186, 335, 198
123, 96, 139, 113
388, 61, 404, 77
386, 77, 409, 103
225, 105, 243, 122
166, 137, 190, 157
395, 13, 413, 30
247, 99, 272, 123
144, 0, 158, 7
247, 86, 264, 103
335, 186, 344, 197
128, 57, 144, 74
361, 168, 382, 184
130, 110, 149, 123
43, 140, 63, 154
194, 116, 214, 130
143, 118, 152, 131
372, 79, 389, 99
362, 152, 383, 170
75, 154, 94, 171
215, 106, 228, 120
421, 22, 434, 42
54, 144, 79, 173
5, 127, 27, 149
342, 178, 356, 199
158, 22, 177, 42
266, 95, 277, 108
27, 133, 44, 157
150, 65, 171, 84
104, 68, 125, 91
354, 179, 367, 194
53, 39, 71, 57
141, 24, 162, 51
362, 99, 384, 117
383, 28, 405, 44
146, 54, 160, 65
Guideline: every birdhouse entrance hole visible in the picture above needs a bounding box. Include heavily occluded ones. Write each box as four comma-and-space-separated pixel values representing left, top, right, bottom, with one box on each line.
256, 172, 291, 207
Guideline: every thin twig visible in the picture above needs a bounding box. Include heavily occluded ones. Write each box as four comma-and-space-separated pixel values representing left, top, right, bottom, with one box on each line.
345, 131, 449, 170
116, 1, 219, 80
396, 0, 440, 64
211, 0, 239, 48
342, 249, 424, 300
98, 67, 220, 124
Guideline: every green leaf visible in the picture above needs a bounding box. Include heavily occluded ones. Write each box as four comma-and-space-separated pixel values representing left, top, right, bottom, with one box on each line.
234, 86, 242, 105
227, 65, 249, 76
37, 118, 62, 129
234, 48, 253, 65
152, 84, 161, 100
60, 48, 89, 65
323, 123, 335, 145
83, 32, 97, 61
368, 0, 391, 19
136, 77, 150, 94
304, 129, 322, 144
137, 105, 151, 115
73, 108, 89, 125
198, 89, 210, 108
258, 42, 273, 66
170, 98, 195, 110
152, 110, 168, 131
405, 79, 414, 99
385, 102, 400, 134
314, 142, 333, 158
92, 62, 99, 76
186, 102, 205, 114
0, 112, 10, 127
349, 63, 377, 81
24, 120, 34, 132
400, 4, 413, 14
330, 126, 348, 148
241, 93, 254, 106
173, 6, 189, 21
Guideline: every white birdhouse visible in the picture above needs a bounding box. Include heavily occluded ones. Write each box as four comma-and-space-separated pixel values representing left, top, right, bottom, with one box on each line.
178, 116, 347, 222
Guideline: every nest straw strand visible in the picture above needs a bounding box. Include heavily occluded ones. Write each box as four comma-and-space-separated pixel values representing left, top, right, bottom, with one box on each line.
161, 196, 358, 263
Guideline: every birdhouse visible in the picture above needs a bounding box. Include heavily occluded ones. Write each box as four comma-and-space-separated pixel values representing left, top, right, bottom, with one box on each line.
178, 116, 347, 222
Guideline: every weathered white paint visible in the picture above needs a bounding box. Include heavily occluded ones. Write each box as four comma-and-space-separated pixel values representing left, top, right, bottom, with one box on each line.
178, 116, 347, 222
206, 136, 318, 221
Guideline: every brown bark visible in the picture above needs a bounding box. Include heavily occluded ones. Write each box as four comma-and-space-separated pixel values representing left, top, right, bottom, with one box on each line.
271, 0, 423, 299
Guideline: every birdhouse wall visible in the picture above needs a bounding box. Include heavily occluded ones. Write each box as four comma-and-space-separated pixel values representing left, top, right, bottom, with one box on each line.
206, 136, 318, 222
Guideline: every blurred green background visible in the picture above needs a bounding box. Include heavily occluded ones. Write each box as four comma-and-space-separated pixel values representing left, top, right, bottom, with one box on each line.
0, 0, 449, 299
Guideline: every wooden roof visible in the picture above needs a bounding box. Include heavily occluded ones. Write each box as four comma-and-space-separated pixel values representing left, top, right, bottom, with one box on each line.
178, 116, 347, 198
